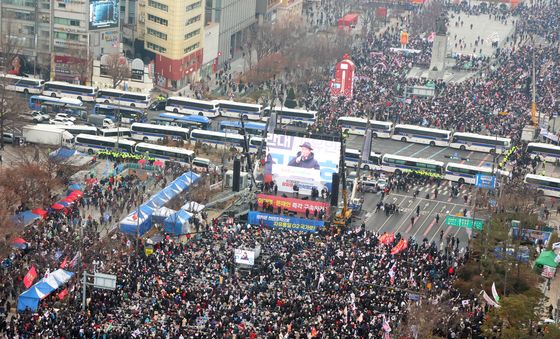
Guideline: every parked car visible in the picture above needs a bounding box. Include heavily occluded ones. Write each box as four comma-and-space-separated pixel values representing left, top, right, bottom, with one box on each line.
49, 117, 74, 126
2, 132, 14, 144
55, 113, 76, 122
31, 111, 50, 123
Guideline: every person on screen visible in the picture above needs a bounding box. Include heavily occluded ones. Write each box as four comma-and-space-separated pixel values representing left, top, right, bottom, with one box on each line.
288, 142, 320, 170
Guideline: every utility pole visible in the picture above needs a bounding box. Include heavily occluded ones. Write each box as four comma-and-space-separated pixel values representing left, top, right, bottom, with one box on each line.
531, 48, 538, 127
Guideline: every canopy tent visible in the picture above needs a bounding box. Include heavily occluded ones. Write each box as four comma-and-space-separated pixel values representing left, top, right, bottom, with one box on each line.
10, 210, 41, 227
49, 147, 82, 161
119, 204, 154, 236
68, 183, 83, 191
164, 210, 192, 235
152, 207, 177, 223
17, 269, 74, 312
535, 250, 559, 268
181, 201, 205, 213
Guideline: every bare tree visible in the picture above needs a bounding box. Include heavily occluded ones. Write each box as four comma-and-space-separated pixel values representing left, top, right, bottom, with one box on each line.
104, 53, 132, 89
66, 47, 94, 85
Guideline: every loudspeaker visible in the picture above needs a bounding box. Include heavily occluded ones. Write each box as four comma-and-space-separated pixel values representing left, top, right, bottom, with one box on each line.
232, 159, 241, 192
330, 173, 340, 207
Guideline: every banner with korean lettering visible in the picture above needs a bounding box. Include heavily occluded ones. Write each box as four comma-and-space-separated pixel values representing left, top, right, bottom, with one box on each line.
248, 212, 324, 233
256, 194, 330, 216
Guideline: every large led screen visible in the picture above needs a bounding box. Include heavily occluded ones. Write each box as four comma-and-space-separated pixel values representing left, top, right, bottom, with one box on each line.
264, 134, 340, 196
89, 0, 120, 30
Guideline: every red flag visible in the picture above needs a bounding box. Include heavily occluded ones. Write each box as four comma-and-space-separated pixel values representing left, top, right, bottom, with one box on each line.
390, 239, 408, 255
58, 288, 69, 300
378, 233, 395, 245
23, 266, 37, 288
60, 257, 68, 269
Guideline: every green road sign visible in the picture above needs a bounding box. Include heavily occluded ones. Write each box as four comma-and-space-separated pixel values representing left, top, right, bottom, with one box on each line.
445, 215, 484, 230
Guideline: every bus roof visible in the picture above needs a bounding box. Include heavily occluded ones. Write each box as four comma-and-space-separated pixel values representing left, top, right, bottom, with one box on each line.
45, 81, 96, 90
75, 133, 136, 145
217, 100, 262, 108
266, 106, 317, 114
395, 124, 451, 134
95, 103, 144, 112
446, 162, 495, 172
453, 132, 511, 141
159, 112, 209, 123
219, 120, 266, 129
97, 88, 150, 96
131, 122, 190, 132
382, 153, 445, 166
30, 95, 84, 106
525, 173, 560, 183
167, 96, 219, 105
191, 129, 245, 140
528, 142, 560, 150
135, 142, 194, 154
101, 127, 131, 133
339, 116, 393, 125
60, 125, 98, 131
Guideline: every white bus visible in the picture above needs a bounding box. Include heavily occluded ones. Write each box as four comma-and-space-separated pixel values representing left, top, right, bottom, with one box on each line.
392, 124, 451, 146
248, 136, 266, 152
134, 142, 194, 163
165, 97, 220, 117
450, 132, 511, 153
0, 74, 44, 94
99, 127, 132, 138
524, 174, 560, 197
73, 134, 136, 154
526, 142, 560, 163
381, 154, 445, 174
95, 88, 151, 108
444, 162, 509, 185
344, 148, 382, 170
264, 107, 317, 126
58, 125, 99, 136
218, 100, 263, 121
42, 81, 97, 102
130, 123, 190, 142
189, 129, 245, 150
337, 117, 393, 138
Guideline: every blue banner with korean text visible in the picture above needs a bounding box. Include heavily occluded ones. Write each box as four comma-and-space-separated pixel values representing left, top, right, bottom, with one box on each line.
248, 212, 324, 232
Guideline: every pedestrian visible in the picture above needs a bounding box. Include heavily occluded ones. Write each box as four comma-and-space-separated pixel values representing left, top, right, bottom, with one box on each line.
436, 213, 440, 225
416, 205, 420, 217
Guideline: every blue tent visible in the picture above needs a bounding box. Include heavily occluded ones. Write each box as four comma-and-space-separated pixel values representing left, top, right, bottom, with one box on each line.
119, 204, 154, 235
68, 183, 83, 191
164, 210, 192, 235
10, 210, 41, 227
49, 147, 82, 161
17, 269, 75, 312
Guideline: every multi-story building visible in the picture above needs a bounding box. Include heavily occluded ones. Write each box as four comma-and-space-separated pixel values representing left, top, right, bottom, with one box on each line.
144, 0, 205, 94
255, 0, 281, 23
205, 0, 256, 66
276, 0, 303, 19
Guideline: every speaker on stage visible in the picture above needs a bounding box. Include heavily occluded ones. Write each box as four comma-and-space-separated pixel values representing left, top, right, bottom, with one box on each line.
232, 159, 241, 192
330, 173, 340, 207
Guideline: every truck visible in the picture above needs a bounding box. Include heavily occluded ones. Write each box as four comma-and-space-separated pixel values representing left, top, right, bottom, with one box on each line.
87, 114, 115, 128
23, 125, 74, 146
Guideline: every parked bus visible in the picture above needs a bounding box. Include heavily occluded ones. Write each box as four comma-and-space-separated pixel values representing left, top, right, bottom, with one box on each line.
42, 81, 97, 102
95, 88, 151, 108
526, 142, 560, 163
99, 127, 132, 138
219, 120, 267, 136
337, 117, 393, 138
73, 134, 135, 154
344, 148, 382, 170
392, 124, 451, 146
218, 100, 263, 121
444, 162, 509, 185
450, 132, 511, 153
381, 154, 445, 174
158, 112, 210, 130
134, 142, 194, 163
264, 107, 317, 126
189, 129, 245, 150
93, 104, 147, 124
165, 97, 220, 117
58, 125, 99, 136
130, 123, 190, 142
248, 136, 266, 152
524, 174, 560, 197
0, 74, 44, 94
28, 95, 87, 118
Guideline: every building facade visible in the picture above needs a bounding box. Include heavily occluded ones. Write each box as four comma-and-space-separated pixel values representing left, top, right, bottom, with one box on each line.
205, 0, 256, 66
276, 0, 303, 19
255, 0, 281, 24
144, 0, 205, 94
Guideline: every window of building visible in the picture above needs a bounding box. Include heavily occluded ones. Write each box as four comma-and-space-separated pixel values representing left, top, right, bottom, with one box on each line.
148, 0, 169, 12
147, 42, 167, 53
184, 42, 200, 54
186, 15, 201, 25
186, 1, 201, 11
184, 28, 200, 40
54, 17, 80, 26
2, 9, 35, 21
148, 14, 168, 26
147, 28, 168, 40
53, 31, 80, 41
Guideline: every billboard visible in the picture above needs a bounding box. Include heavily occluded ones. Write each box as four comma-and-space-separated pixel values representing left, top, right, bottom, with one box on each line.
234, 249, 255, 266
264, 134, 340, 195
248, 212, 324, 233
330, 56, 355, 99
257, 194, 330, 216
89, 0, 120, 30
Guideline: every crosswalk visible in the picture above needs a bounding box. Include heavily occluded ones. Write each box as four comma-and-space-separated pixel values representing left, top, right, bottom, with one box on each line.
389, 181, 472, 201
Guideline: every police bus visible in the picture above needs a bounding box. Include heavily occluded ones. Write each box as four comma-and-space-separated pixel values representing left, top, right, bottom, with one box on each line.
73, 134, 136, 154
337, 117, 393, 138
392, 124, 451, 146
165, 97, 220, 117
248, 136, 266, 152
42, 81, 97, 102
189, 129, 245, 151
158, 112, 210, 129
95, 88, 151, 108
58, 125, 99, 136
28, 95, 87, 118
130, 123, 190, 142
93, 104, 147, 124
344, 148, 382, 170
0, 74, 44, 94
450, 132, 511, 153
381, 154, 445, 174
134, 142, 194, 163
524, 174, 560, 197
526, 142, 560, 163
99, 127, 132, 138
264, 107, 317, 126
444, 162, 509, 185
219, 120, 267, 136
218, 100, 263, 121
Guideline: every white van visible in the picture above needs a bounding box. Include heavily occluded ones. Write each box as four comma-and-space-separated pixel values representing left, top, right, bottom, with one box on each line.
192, 157, 212, 172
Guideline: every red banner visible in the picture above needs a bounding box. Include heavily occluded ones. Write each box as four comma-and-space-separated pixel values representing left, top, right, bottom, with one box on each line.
58, 288, 69, 300
378, 233, 395, 245
23, 266, 37, 288
390, 239, 408, 255
257, 194, 330, 216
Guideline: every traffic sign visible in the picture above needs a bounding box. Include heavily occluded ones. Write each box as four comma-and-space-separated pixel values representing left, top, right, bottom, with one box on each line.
475, 174, 496, 189
446, 215, 484, 230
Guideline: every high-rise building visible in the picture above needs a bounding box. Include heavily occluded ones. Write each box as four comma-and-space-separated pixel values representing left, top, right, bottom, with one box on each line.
145, 0, 205, 94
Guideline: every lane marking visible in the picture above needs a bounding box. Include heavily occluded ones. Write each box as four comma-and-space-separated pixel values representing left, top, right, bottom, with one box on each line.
393, 143, 416, 155
409, 145, 431, 157
460, 151, 474, 164
477, 153, 492, 167
428, 147, 450, 159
